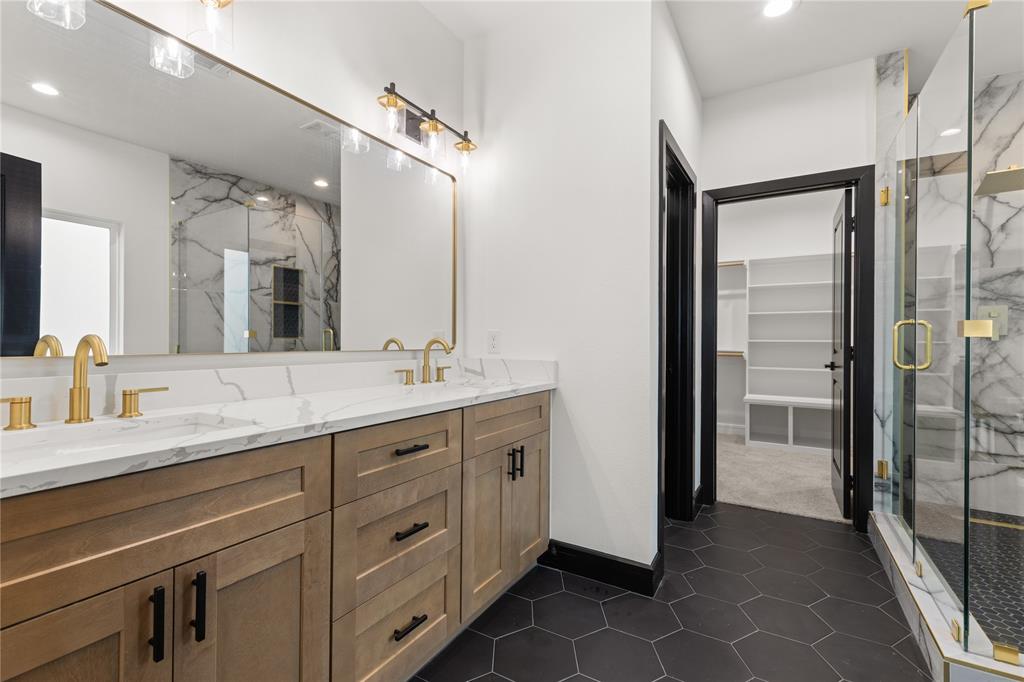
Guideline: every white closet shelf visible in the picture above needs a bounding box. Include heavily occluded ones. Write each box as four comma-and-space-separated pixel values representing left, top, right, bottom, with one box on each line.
748, 281, 831, 290
749, 366, 829, 373
748, 310, 831, 316
719, 288, 747, 296
749, 339, 832, 343
745, 394, 831, 408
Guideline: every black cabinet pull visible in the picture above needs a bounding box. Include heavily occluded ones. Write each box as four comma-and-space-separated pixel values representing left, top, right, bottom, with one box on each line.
507, 449, 517, 481
393, 614, 428, 642
190, 570, 207, 642
515, 446, 526, 478
394, 521, 430, 542
148, 586, 165, 663
394, 443, 429, 457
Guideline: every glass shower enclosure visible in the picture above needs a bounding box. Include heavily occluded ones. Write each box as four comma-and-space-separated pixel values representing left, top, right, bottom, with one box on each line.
876, 1, 1023, 664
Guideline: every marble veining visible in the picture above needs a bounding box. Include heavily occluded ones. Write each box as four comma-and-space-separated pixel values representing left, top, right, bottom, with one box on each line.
0, 358, 557, 498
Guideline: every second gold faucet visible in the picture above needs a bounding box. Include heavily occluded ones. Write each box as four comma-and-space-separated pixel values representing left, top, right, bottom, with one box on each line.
421, 337, 452, 384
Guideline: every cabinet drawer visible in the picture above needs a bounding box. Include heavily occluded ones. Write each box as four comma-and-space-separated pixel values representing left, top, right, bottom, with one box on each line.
333, 464, 460, 619
463, 392, 550, 459
0, 437, 331, 628
332, 549, 460, 682
333, 410, 462, 506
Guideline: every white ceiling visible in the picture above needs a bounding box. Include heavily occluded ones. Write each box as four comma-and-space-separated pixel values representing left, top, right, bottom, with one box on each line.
423, 0, 1021, 100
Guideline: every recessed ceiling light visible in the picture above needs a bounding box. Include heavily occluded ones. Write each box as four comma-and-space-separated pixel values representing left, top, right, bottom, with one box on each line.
31, 82, 60, 96
256, 195, 269, 202
763, 0, 794, 18
313, 178, 329, 188
940, 127, 961, 137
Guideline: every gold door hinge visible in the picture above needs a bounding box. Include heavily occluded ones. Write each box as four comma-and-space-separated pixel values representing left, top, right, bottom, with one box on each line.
957, 319, 994, 339
951, 618, 962, 642
876, 460, 890, 480
914, 560, 924, 577
993, 642, 1020, 665
880, 187, 891, 206
964, 0, 991, 16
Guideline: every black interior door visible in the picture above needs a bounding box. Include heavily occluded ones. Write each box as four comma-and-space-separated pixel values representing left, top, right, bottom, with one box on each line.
0, 153, 43, 357
830, 188, 853, 518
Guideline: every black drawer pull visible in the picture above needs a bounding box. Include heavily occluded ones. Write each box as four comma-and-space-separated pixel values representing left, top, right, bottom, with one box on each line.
148, 586, 165, 662
395, 443, 430, 457
394, 521, 430, 542
393, 614, 428, 642
190, 570, 207, 642
515, 445, 526, 478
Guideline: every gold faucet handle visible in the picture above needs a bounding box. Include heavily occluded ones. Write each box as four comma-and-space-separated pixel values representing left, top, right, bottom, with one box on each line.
394, 369, 415, 386
118, 386, 169, 419
435, 365, 451, 382
0, 396, 36, 431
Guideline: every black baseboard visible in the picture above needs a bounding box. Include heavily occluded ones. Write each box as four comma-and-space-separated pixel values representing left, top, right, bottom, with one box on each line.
539, 540, 664, 597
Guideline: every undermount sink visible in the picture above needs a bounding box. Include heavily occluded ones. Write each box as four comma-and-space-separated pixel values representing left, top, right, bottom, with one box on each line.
1, 412, 258, 456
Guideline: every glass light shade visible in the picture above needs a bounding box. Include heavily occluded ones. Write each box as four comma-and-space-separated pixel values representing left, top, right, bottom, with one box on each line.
386, 149, 410, 172
419, 119, 445, 159
149, 34, 196, 80
377, 93, 405, 136
187, 0, 233, 53
454, 139, 477, 172
342, 127, 369, 154
26, 0, 85, 30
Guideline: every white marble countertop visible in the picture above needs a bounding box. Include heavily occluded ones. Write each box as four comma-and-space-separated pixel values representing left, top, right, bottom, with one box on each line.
0, 374, 555, 499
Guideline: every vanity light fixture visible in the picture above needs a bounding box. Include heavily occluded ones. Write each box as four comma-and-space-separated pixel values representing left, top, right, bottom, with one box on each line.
313, 178, 329, 188
149, 34, 195, 79
341, 126, 370, 154
26, 0, 85, 30
379, 82, 477, 169
187, 0, 233, 53
940, 127, 962, 137
30, 82, 60, 96
763, 0, 794, 17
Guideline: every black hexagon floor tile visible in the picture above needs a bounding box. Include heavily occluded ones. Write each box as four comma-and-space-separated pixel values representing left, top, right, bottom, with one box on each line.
751, 544, 822, 575
686, 566, 759, 603
807, 545, 882, 576
703, 525, 765, 551
810, 568, 893, 605
664, 545, 702, 573
814, 632, 930, 682
493, 628, 576, 682
664, 525, 711, 549
746, 566, 826, 605
695, 543, 763, 574
734, 631, 839, 682
534, 591, 605, 639
811, 597, 908, 645
672, 594, 756, 642
602, 592, 680, 640
469, 593, 532, 638
417, 629, 494, 682
507, 565, 563, 600
653, 572, 693, 603
655, 628, 751, 682
575, 628, 664, 682
741, 595, 831, 644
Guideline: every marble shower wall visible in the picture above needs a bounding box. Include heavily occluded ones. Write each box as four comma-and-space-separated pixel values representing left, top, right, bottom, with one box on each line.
170, 159, 341, 354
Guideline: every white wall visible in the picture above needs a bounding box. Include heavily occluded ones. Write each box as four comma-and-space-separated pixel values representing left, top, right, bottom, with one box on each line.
462, 2, 701, 565
718, 190, 843, 261
1, 104, 170, 354
702, 59, 876, 189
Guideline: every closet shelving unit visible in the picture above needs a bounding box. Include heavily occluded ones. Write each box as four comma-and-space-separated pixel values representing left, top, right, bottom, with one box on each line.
716, 261, 748, 437
744, 253, 834, 452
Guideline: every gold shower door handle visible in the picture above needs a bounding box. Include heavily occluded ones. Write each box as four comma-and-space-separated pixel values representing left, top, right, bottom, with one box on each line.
892, 319, 932, 371
322, 328, 335, 351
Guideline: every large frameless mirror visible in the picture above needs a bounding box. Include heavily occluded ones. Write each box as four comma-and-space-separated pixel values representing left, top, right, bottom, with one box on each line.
0, 0, 455, 356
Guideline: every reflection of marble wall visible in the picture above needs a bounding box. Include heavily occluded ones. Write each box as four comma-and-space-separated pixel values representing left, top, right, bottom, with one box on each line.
169, 160, 340, 354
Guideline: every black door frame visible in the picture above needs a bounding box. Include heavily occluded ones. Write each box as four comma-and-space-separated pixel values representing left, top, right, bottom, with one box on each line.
699, 165, 875, 532
658, 120, 698, 537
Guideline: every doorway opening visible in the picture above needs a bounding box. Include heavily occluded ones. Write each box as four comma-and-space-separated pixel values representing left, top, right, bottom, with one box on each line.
699, 166, 875, 532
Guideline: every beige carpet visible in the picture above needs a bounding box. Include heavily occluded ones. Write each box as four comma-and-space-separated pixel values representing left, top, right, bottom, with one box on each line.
716, 434, 847, 524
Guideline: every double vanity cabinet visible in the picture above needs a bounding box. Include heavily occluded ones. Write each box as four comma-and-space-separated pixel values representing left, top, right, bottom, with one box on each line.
0, 391, 551, 682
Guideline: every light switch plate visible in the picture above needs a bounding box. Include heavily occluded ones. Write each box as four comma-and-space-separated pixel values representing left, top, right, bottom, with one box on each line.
978, 304, 1008, 340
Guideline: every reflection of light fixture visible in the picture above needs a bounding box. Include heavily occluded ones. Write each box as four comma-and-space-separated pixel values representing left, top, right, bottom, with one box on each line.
187, 0, 233, 52
342, 127, 369, 154
386, 149, 410, 172
425, 167, 442, 185
454, 137, 477, 172
377, 89, 406, 135
419, 114, 444, 159
313, 178, 329, 188
149, 34, 195, 79
26, 0, 85, 30
940, 127, 961, 137
31, 82, 60, 96
256, 195, 269, 202
763, 0, 794, 17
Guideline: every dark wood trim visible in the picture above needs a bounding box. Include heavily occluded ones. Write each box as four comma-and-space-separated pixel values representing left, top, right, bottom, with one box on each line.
700, 164, 875, 532
539, 541, 663, 597
658, 119, 698, 542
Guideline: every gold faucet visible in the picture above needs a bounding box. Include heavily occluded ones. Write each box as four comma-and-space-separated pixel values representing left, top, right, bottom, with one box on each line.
421, 337, 452, 384
33, 335, 64, 357
382, 337, 406, 351
67, 334, 109, 424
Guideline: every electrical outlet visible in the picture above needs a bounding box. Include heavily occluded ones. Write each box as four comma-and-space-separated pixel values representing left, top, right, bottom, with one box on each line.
487, 330, 501, 355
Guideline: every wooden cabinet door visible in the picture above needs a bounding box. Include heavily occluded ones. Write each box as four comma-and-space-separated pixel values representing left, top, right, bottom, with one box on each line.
510, 432, 550, 573
0, 570, 172, 682
461, 445, 514, 620
173, 514, 330, 682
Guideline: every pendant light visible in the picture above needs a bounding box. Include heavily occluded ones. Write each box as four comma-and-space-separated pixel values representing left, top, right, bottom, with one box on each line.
454, 136, 477, 172
419, 113, 445, 159
187, 0, 234, 53
26, 0, 85, 30
378, 91, 406, 136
